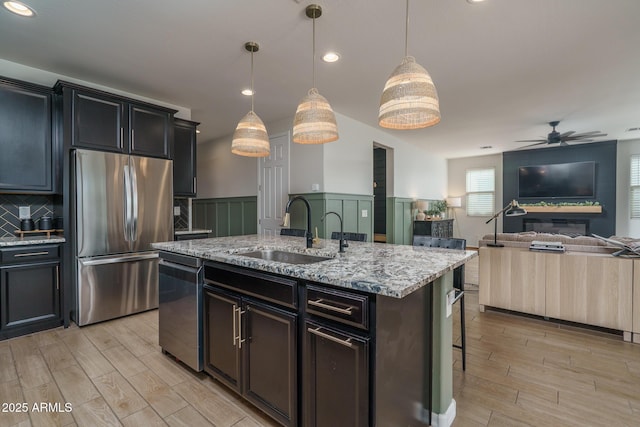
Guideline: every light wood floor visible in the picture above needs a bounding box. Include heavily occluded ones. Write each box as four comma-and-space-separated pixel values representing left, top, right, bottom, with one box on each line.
1, 262, 639, 426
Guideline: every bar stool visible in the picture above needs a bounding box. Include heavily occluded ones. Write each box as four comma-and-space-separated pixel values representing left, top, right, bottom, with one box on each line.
330, 231, 368, 242
412, 235, 467, 371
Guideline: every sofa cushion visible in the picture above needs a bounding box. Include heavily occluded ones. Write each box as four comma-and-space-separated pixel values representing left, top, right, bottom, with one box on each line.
479, 232, 617, 253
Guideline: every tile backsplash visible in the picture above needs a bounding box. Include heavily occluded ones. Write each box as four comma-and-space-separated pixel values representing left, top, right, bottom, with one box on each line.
174, 198, 189, 230
0, 194, 54, 237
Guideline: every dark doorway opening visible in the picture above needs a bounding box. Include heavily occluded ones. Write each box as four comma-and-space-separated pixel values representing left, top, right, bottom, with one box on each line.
373, 147, 387, 242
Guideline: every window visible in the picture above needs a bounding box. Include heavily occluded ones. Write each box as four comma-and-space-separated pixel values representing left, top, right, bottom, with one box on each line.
466, 168, 495, 216
631, 155, 640, 218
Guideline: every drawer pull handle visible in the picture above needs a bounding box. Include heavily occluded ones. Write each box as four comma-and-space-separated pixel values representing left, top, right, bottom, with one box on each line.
14, 251, 50, 257
308, 298, 354, 315
308, 327, 353, 348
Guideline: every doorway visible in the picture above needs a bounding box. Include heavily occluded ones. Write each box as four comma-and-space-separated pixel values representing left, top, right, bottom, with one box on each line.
373, 146, 387, 242
258, 132, 290, 236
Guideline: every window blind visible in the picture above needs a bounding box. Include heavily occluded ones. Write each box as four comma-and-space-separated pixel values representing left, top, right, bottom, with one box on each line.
466, 168, 495, 216
631, 155, 640, 218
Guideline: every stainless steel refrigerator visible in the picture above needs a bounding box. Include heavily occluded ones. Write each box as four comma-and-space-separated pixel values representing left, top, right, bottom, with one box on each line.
74, 149, 173, 326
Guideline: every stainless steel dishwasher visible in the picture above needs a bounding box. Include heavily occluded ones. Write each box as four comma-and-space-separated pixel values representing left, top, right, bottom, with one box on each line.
159, 251, 203, 371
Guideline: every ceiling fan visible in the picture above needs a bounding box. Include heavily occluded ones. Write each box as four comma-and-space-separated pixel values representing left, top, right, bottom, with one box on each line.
516, 121, 607, 148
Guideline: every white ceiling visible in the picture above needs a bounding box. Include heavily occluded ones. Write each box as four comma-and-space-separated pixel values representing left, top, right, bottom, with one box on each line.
2, 0, 640, 159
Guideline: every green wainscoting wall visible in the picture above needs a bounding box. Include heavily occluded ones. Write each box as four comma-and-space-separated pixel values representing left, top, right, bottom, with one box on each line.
386, 197, 441, 245
193, 196, 257, 237
288, 193, 374, 241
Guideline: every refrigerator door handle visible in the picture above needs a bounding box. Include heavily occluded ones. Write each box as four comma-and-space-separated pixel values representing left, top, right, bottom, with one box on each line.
79, 252, 159, 266
123, 164, 132, 242
130, 160, 139, 241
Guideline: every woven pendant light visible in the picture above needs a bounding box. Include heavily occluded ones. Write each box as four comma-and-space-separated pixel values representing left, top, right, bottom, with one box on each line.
379, 0, 440, 130
232, 42, 270, 157
292, 4, 339, 144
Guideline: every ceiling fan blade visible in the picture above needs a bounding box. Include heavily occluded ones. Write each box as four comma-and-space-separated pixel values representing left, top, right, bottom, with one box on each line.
558, 131, 575, 138
564, 133, 607, 141
518, 141, 550, 149
569, 131, 604, 137
515, 139, 547, 143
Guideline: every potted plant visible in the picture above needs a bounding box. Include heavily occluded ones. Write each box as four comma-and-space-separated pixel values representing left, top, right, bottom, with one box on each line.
429, 200, 447, 219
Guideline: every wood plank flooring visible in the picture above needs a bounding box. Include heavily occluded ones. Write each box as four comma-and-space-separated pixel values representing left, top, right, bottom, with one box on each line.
0, 254, 638, 426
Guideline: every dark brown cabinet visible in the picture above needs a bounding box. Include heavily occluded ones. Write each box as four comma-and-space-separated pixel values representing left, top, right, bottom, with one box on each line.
303, 320, 369, 427
173, 118, 199, 197
0, 77, 56, 193
199, 261, 432, 426
413, 219, 454, 238
303, 285, 370, 426
56, 81, 175, 159
204, 264, 298, 426
0, 244, 62, 340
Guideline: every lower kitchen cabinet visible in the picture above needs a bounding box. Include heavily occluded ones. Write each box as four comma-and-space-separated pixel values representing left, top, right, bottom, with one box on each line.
0, 244, 62, 340
204, 264, 298, 427
303, 319, 369, 427
201, 261, 432, 426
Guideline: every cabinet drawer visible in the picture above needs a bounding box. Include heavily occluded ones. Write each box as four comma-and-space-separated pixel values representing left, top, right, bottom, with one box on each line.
0, 245, 60, 264
204, 263, 297, 309
305, 285, 369, 330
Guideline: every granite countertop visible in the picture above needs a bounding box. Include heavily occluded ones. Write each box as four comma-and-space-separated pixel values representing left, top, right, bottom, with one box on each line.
174, 229, 212, 235
152, 235, 477, 298
0, 236, 66, 247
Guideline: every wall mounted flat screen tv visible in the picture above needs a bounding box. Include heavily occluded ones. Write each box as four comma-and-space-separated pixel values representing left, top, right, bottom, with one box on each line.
518, 161, 595, 198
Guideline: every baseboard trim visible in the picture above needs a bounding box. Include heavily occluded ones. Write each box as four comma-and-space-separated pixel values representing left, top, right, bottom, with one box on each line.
431, 399, 456, 427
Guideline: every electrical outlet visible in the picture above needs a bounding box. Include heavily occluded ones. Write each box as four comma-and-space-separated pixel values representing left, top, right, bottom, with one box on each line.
174, 206, 180, 216
446, 289, 456, 318
361, 209, 368, 218
19, 206, 30, 219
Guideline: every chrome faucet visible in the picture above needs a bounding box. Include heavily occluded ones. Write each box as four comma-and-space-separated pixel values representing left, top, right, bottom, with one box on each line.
283, 195, 313, 248
321, 211, 347, 253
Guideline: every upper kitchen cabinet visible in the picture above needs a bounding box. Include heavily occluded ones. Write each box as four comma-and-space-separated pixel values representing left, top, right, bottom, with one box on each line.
55, 81, 176, 159
173, 118, 199, 197
0, 77, 57, 193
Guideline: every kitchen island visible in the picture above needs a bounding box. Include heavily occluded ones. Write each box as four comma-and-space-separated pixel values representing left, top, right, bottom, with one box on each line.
153, 235, 476, 427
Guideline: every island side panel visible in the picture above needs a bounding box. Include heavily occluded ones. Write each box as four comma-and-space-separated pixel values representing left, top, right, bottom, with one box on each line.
432, 272, 454, 421
375, 285, 429, 426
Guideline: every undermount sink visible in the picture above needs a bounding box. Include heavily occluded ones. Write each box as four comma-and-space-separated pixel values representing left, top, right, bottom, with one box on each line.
238, 249, 332, 265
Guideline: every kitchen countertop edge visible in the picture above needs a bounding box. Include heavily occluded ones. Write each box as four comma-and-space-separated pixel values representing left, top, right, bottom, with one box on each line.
153, 235, 477, 298
0, 236, 66, 247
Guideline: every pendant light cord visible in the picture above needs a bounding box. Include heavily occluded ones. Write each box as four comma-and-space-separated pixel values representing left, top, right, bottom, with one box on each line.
250, 49, 255, 112
312, 13, 316, 89
405, 0, 409, 57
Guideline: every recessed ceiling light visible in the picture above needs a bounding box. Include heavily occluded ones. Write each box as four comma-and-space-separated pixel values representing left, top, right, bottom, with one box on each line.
322, 52, 340, 63
466, 0, 485, 3
241, 88, 254, 96
3, 1, 36, 17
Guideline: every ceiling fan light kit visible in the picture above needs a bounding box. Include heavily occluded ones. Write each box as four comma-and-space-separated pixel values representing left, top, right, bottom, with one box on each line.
292, 4, 339, 144
379, 0, 440, 130
231, 41, 271, 157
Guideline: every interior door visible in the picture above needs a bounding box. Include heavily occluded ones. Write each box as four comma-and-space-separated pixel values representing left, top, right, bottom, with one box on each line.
259, 132, 290, 236
130, 155, 173, 251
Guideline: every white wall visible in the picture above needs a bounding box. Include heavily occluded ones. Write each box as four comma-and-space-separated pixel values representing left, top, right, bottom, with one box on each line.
196, 133, 259, 198
0, 59, 191, 119
616, 138, 640, 238
324, 112, 448, 199
447, 153, 503, 246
